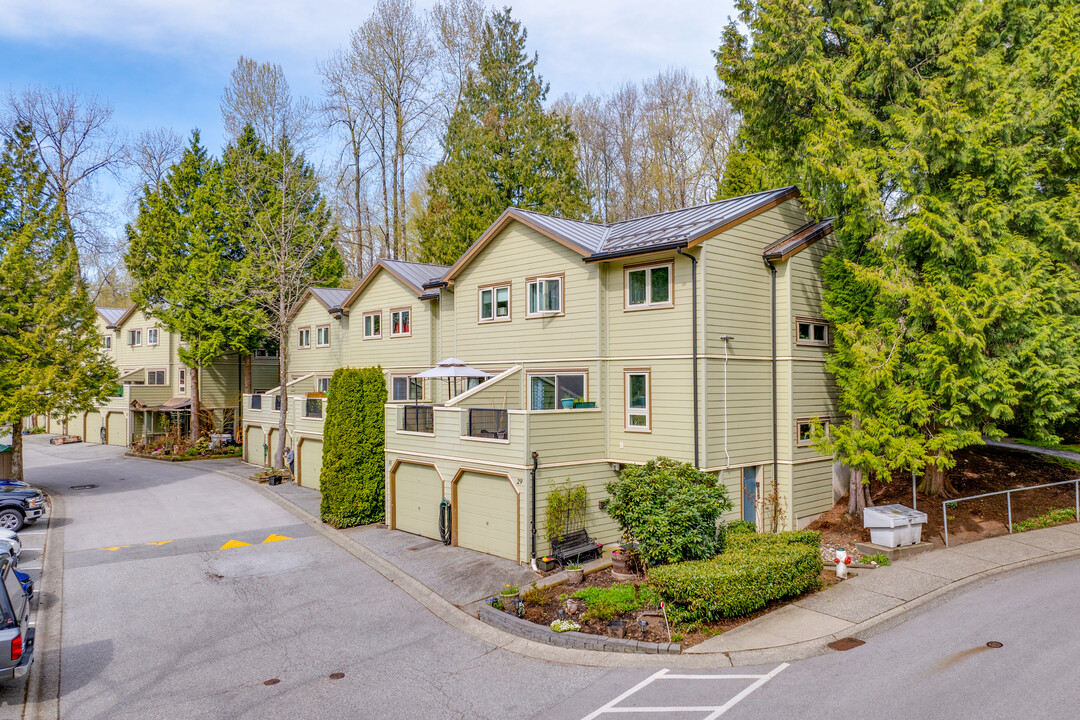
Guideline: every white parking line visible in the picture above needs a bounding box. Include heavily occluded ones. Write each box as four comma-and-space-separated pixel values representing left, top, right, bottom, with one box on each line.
580, 664, 788, 720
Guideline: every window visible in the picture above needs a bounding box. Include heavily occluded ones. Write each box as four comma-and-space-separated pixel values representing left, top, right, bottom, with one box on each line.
255, 346, 278, 358
391, 375, 424, 402
250, 395, 262, 410
390, 308, 411, 337
625, 262, 672, 310
625, 370, 651, 430
527, 275, 563, 317
102, 335, 112, 350
297, 327, 311, 349
146, 369, 166, 385
178, 368, 187, 393
479, 283, 511, 322
797, 418, 831, 447
316, 376, 331, 393
315, 325, 330, 347
796, 318, 829, 346
147, 328, 159, 346
363, 311, 381, 339
528, 373, 586, 410
128, 329, 142, 346
305, 398, 323, 418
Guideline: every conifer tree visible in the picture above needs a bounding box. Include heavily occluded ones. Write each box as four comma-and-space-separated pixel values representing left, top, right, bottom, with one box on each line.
0, 122, 116, 479
418, 7, 588, 264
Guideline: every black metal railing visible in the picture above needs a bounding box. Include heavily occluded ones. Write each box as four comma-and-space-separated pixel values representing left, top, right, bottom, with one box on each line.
402, 405, 434, 433
305, 398, 323, 418
250, 395, 262, 410
467, 408, 508, 439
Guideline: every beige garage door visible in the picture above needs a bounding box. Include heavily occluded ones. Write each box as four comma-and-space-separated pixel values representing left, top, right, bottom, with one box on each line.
246, 426, 265, 465
394, 463, 443, 540
106, 413, 127, 446
85, 411, 104, 444
297, 439, 323, 490
455, 471, 518, 561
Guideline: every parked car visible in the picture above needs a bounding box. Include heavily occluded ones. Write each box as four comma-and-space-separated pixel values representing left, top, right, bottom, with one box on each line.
0, 487, 44, 532
0, 481, 28, 489
0, 556, 32, 682
0, 536, 19, 559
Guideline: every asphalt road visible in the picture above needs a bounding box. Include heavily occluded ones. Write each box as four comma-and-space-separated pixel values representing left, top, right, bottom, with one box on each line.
20, 437, 1080, 719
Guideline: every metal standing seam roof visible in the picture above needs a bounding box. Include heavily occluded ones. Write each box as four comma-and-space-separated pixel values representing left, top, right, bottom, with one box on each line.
96, 307, 127, 327
309, 287, 352, 310
763, 218, 836, 261
379, 259, 451, 294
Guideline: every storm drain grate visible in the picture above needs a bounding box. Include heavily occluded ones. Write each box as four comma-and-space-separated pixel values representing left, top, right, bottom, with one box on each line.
828, 637, 866, 651
69, 484, 97, 490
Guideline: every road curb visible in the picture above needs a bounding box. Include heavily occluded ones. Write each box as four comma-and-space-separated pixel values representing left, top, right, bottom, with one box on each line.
24, 491, 64, 720
207, 467, 1080, 668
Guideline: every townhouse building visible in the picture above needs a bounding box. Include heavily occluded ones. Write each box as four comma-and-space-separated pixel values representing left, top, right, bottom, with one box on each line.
245, 186, 842, 564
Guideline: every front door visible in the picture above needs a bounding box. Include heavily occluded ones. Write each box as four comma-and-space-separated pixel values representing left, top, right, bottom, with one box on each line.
742, 466, 758, 524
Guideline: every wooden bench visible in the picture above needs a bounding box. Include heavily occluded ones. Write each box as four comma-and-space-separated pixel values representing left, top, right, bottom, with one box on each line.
551, 528, 601, 567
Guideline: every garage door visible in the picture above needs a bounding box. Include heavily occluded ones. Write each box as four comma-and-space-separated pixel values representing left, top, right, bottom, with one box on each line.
393, 463, 443, 540
455, 471, 519, 561
246, 426, 265, 465
106, 413, 127, 446
85, 411, 104, 444
297, 439, 323, 490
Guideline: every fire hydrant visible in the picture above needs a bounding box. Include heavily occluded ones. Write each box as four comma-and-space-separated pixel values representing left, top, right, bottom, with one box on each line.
834, 548, 852, 579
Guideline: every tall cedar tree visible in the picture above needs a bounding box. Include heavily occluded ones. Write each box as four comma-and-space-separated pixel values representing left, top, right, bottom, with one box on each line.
717, 0, 1080, 502
418, 7, 588, 264
0, 123, 116, 479
225, 129, 343, 467
126, 132, 265, 442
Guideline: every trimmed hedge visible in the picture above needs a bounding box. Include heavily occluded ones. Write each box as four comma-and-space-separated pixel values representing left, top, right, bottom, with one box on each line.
320, 366, 387, 527
650, 531, 823, 622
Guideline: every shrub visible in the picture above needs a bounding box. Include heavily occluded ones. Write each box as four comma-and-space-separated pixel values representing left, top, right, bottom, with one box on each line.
571, 583, 660, 622
650, 534, 823, 623
604, 457, 732, 566
727, 520, 757, 535
724, 529, 820, 551
320, 366, 387, 527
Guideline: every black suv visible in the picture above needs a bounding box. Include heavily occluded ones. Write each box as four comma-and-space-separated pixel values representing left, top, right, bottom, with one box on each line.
0, 556, 33, 682
0, 487, 45, 532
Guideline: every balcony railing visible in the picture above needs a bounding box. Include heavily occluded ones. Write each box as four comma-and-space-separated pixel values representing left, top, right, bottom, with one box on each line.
401, 404, 434, 433
304, 398, 323, 419
466, 408, 508, 440
250, 395, 262, 410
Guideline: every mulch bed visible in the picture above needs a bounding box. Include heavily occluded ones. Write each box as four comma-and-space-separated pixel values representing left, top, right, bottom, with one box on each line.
807, 444, 1080, 553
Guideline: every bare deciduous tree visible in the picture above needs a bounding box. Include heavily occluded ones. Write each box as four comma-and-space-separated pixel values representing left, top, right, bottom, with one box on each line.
221, 56, 314, 149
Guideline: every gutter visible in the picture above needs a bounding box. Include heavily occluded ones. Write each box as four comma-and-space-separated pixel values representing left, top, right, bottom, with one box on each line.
582, 240, 689, 263
676, 247, 700, 468
763, 256, 779, 520
530, 451, 538, 570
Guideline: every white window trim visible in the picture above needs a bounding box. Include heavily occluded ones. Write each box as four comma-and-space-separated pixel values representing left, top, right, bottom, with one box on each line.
297, 326, 311, 349
146, 368, 167, 386
390, 374, 425, 402
795, 317, 830, 347
624, 261, 674, 311
147, 328, 159, 346
390, 307, 412, 338
624, 369, 651, 432
478, 283, 512, 323
363, 311, 382, 340
129, 329, 142, 347
526, 370, 588, 411
796, 417, 832, 447
103, 335, 112, 350
315, 324, 331, 348
526, 274, 564, 318
178, 368, 187, 394
316, 376, 331, 394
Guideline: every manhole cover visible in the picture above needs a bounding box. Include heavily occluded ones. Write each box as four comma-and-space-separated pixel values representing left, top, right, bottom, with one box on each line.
329, 672, 345, 680
263, 679, 280, 686
828, 637, 866, 651
69, 484, 97, 490
987, 641, 1003, 648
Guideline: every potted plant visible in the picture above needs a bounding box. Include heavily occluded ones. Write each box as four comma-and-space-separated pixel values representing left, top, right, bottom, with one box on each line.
537, 556, 557, 572
565, 563, 584, 584
572, 397, 596, 409
498, 582, 519, 613
560, 397, 575, 409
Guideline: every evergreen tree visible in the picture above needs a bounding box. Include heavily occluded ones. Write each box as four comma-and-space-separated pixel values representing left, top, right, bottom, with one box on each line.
418, 7, 589, 265
0, 123, 116, 479
126, 131, 265, 441
718, 0, 1080, 498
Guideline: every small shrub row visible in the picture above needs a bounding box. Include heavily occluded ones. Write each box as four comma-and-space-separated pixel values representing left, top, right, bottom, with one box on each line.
650, 531, 823, 623
1012, 507, 1077, 533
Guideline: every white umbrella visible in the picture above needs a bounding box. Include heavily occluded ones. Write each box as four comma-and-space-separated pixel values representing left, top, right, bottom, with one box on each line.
411, 358, 491, 399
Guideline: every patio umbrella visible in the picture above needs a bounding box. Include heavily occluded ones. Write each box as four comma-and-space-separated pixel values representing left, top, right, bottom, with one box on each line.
411, 358, 492, 399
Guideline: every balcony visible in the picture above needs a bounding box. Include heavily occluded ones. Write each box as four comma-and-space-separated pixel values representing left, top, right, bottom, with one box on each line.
465, 408, 508, 440
401, 404, 434, 434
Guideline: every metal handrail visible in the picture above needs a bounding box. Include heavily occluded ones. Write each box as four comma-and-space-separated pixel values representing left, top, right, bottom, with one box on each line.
942, 477, 1080, 547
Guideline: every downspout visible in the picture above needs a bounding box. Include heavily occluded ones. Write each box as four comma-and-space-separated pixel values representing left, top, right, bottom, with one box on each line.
676, 247, 699, 468
764, 257, 779, 516
530, 451, 539, 571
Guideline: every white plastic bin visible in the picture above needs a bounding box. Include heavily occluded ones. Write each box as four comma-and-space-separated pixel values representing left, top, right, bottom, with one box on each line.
863, 504, 928, 548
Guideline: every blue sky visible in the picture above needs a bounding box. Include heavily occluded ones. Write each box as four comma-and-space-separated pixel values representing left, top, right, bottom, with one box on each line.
4, 1, 739, 156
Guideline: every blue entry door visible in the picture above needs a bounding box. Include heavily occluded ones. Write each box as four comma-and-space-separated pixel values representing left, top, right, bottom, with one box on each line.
742, 466, 757, 523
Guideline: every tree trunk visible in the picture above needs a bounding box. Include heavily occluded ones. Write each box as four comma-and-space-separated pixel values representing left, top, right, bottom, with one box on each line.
275, 339, 288, 468
242, 355, 252, 395
11, 420, 23, 483
918, 463, 957, 497
190, 366, 201, 443
847, 467, 867, 518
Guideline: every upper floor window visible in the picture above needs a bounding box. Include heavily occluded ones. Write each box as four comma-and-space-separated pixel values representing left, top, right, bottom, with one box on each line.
297, 327, 311, 349
528, 372, 586, 410
363, 311, 381, 339
102, 335, 112, 350
178, 368, 187, 393
796, 318, 829, 347
391, 375, 424, 402
625, 370, 651, 431
625, 262, 672, 310
316, 376, 331, 393
255, 345, 278, 358
316, 325, 331, 347
796, 417, 831, 447
479, 283, 511, 323
147, 328, 159, 346
527, 275, 563, 317
146, 369, 166, 385
390, 308, 411, 337
128, 329, 142, 346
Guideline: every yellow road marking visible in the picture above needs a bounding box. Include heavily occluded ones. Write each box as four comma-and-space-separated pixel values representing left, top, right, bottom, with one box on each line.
145, 540, 173, 546
219, 539, 251, 549
262, 534, 292, 543
102, 546, 130, 552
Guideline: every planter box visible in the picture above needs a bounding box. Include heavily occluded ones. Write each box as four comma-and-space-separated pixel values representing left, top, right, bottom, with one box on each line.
537, 557, 557, 572
268, 475, 283, 486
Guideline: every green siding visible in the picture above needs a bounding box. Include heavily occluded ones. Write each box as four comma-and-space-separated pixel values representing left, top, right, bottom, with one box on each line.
347, 270, 434, 371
